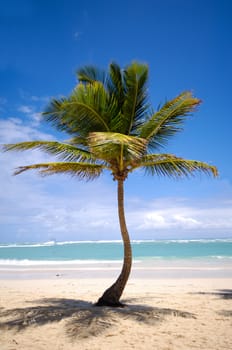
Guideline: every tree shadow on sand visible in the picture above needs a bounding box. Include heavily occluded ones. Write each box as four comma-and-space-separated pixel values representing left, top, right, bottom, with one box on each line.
193, 289, 232, 300
191, 290, 232, 320
0, 298, 196, 339
218, 310, 232, 317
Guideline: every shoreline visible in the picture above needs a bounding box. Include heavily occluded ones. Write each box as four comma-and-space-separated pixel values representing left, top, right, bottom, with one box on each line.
0, 257, 232, 280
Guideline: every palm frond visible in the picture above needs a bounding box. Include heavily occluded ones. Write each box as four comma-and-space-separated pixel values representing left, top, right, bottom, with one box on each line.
77, 65, 106, 85
107, 62, 124, 105
66, 136, 88, 147
14, 162, 105, 180
139, 91, 201, 149
3, 141, 95, 163
61, 82, 111, 134
138, 154, 218, 178
106, 62, 126, 133
43, 82, 111, 135
122, 62, 150, 134
88, 132, 147, 162
43, 97, 75, 134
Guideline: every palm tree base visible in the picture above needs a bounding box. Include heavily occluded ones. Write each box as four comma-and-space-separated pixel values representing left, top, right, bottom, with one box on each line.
95, 297, 125, 308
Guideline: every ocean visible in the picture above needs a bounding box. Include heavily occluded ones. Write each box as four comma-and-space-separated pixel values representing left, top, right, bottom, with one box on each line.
0, 239, 232, 266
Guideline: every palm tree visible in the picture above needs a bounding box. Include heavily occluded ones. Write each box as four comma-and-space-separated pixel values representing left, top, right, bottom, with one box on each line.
3, 62, 218, 306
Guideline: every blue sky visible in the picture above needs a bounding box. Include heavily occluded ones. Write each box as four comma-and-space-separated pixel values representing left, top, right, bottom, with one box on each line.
0, 0, 232, 243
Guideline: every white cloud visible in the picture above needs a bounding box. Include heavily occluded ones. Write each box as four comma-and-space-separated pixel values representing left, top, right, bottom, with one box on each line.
31, 112, 42, 123
19, 89, 50, 103
17, 104, 43, 125
18, 105, 33, 114
0, 117, 53, 143
127, 200, 232, 236
0, 168, 117, 242
0, 117, 117, 242
30, 95, 49, 103
173, 215, 201, 228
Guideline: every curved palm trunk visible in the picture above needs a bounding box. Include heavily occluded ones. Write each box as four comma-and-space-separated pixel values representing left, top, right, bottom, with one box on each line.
96, 179, 132, 307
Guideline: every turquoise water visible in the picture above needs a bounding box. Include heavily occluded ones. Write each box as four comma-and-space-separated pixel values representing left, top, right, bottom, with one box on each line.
0, 239, 231, 265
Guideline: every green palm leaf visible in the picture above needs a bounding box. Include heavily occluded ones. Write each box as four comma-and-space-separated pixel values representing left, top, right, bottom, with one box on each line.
88, 132, 147, 162
139, 91, 201, 149
14, 162, 105, 180
66, 136, 88, 147
3, 141, 94, 162
61, 82, 111, 133
108, 62, 124, 104
123, 62, 150, 134
77, 65, 106, 85
106, 62, 125, 133
43, 97, 74, 134
44, 82, 111, 135
139, 154, 218, 178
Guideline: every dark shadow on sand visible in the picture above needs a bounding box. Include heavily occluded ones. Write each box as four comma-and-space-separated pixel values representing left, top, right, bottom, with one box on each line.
218, 310, 232, 317
217, 289, 232, 299
192, 289, 232, 300
0, 297, 196, 339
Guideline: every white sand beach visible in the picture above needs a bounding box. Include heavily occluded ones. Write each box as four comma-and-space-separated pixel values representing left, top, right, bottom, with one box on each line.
0, 262, 232, 350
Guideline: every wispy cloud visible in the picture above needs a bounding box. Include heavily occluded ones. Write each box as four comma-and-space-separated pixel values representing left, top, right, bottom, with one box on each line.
19, 89, 50, 103
1, 158, 232, 243
0, 117, 53, 143
17, 91, 50, 125
18, 105, 33, 114
30, 95, 50, 103
0, 96, 7, 111
128, 201, 232, 233
18, 104, 43, 125
0, 97, 7, 105
74, 31, 82, 40
31, 111, 42, 124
